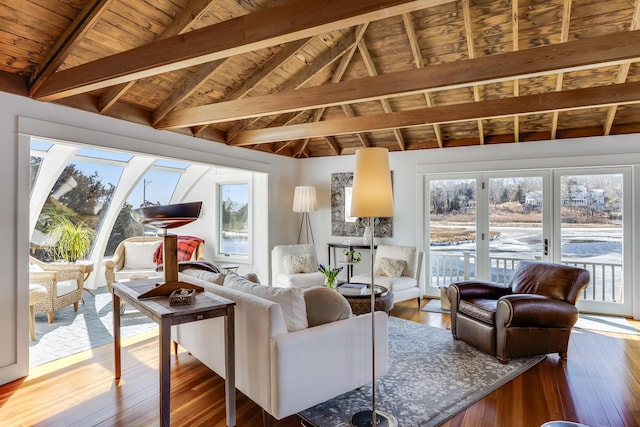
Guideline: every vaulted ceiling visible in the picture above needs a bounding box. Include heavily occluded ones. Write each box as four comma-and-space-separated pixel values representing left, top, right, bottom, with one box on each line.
2, 0, 640, 158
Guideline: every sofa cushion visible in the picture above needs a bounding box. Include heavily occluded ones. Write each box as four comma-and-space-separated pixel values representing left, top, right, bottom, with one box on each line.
459, 298, 498, 325
224, 272, 308, 331
374, 257, 407, 278
123, 241, 161, 269
182, 269, 226, 285
303, 287, 352, 327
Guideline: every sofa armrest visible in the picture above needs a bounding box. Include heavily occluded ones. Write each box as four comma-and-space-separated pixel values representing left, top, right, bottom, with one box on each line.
268, 312, 388, 419
450, 281, 512, 300
497, 294, 579, 328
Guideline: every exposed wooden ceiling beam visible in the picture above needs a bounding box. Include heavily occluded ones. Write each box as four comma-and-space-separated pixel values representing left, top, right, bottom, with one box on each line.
32, 0, 453, 101
461, 0, 484, 145
156, 30, 640, 129
512, 0, 520, 142
550, 0, 572, 139
29, 0, 115, 94
603, 0, 640, 136
99, 0, 218, 114
357, 39, 405, 150
230, 81, 640, 145
402, 12, 443, 148
225, 28, 360, 142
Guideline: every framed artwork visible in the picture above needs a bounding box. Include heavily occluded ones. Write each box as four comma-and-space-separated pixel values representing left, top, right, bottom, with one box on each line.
330, 172, 393, 237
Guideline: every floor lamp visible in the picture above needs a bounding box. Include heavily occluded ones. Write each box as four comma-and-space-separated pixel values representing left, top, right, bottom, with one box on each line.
349, 148, 397, 427
293, 186, 317, 244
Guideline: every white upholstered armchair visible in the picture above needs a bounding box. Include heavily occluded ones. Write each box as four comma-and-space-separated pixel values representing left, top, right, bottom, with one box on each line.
271, 244, 325, 288
350, 244, 424, 307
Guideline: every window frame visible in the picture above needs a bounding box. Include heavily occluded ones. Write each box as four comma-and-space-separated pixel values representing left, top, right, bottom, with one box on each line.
214, 174, 252, 264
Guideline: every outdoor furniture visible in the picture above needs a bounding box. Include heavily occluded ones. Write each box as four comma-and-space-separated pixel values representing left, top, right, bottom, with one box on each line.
28, 284, 47, 340
350, 244, 424, 307
29, 257, 85, 323
104, 236, 205, 292
448, 260, 590, 363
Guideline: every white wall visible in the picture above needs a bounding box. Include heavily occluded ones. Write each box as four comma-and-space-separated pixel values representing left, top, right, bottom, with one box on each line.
0, 91, 298, 384
299, 137, 640, 321
3, 87, 640, 386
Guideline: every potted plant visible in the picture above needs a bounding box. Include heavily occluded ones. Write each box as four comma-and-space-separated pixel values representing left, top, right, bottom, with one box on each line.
318, 264, 343, 289
48, 216, 96, 262
342, 248, 361, 263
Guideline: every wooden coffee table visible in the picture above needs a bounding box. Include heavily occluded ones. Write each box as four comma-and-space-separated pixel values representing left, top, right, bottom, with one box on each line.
337, 284, 394, 315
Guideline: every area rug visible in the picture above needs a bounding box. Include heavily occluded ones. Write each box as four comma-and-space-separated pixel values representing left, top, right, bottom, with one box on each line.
299, 317, 545, 427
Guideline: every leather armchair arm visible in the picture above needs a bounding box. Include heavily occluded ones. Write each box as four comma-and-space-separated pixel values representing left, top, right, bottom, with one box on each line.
451, 281, 512, 300
496, 294, 579, 329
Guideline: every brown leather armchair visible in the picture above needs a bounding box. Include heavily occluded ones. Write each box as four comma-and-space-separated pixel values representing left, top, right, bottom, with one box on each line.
448, 261, 590, 363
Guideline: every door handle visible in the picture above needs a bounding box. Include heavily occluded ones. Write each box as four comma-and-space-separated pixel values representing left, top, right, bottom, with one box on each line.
544, 238, 549, 256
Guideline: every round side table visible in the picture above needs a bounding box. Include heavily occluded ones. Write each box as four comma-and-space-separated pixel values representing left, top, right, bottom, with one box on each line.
338, 285, 394, 315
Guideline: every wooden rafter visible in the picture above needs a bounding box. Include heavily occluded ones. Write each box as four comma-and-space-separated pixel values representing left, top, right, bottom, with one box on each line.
512, 0, 520, 142
225, 28, 361, 142
461, 0, 485, 144
155, 30, 640, 130
99, 0, 217, 114
402, 12, 443, 148
603, 0, 640, 135
32, 0, 454, 101
29, 0, 115, 95
230, 81, 640, 145
550, 0, 573, 139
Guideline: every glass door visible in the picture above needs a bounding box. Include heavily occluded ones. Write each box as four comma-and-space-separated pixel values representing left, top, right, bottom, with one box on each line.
485, 173, 549, 285
425, 175, 478, 296
554, 168, 631, 316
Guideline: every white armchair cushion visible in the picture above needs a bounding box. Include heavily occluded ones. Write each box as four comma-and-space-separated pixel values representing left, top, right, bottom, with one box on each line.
224, 273, 308, 331
123, 241, 161, 269
276, 272, 326, 288
283, 254, 317, 274
57, 279, 79, 296
374, 257, 407, 278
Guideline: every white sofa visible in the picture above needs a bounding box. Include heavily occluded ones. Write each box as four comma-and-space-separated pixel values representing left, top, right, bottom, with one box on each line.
173, 270, 389, 421
351, 244, 424, 307
271, 244, 325, 288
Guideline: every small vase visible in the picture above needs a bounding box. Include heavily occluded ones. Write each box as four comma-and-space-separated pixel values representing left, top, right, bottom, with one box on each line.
363, 226, 371, 245
325, 277, 337, 289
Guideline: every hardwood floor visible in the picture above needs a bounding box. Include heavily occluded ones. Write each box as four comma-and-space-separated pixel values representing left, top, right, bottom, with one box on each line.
1, 300, 638, 426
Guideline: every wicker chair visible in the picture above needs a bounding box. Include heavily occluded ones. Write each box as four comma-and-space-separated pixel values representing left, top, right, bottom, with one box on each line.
29, 257, 85, 323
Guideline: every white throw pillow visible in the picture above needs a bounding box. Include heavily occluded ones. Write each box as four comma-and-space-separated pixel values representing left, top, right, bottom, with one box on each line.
374, 257, 407, 278
123, 241, 161, 269
182, 269, 226, 285
283, 254, 317, 274
224, 272, 308, 331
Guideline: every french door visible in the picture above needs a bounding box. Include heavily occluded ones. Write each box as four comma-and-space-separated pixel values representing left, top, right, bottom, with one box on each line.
425, 167, 631, 316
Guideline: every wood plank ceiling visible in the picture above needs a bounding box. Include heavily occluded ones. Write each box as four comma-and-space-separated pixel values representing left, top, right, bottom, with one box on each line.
1, 0, 640, 158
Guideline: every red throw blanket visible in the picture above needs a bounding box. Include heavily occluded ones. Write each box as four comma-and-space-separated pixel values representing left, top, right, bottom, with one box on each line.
153, 236, 204, 265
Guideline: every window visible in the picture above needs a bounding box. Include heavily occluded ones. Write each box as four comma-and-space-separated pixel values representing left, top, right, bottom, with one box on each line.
218, 182, 249, 257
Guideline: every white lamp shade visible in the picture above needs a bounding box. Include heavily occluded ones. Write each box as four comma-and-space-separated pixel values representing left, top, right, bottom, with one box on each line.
350, 147, 393, 218
292, 186, 317, 213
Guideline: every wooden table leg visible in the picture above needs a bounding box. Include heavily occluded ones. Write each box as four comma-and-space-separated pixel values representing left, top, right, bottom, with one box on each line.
160, 319, 171, 426
113, 293, 121, 379
225, 306, 236, 427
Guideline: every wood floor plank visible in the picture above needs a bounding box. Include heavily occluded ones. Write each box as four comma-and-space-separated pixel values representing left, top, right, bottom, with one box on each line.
0, 301, 638, 426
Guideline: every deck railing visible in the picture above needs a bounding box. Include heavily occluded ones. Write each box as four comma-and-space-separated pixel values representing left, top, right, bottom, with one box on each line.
430, 251, 623, 303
